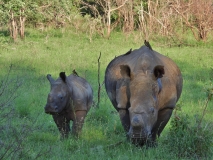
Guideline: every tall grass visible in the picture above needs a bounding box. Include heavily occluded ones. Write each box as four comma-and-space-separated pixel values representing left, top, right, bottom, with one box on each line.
0, 29, 213, 159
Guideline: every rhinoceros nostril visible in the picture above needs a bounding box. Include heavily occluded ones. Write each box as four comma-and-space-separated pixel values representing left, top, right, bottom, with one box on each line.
132, 117, 139, 123
54, 106, 58, 110
145, 126, 152, 135
147, 132, 152, 137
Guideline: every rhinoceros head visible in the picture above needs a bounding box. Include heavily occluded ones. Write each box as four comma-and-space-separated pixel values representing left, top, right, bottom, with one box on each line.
120, 65, 164, 145
44, 72, 70, 114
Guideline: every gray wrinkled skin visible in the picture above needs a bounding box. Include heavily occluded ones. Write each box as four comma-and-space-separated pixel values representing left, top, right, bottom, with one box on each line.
105, 45, 183, 146
44, 73, 93, 138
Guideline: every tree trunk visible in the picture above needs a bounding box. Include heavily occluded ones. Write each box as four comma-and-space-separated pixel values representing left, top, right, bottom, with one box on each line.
107, 11, 111, 39
19, 9, 26, 39
10, 12, 18, 42
107, 0, 111, 39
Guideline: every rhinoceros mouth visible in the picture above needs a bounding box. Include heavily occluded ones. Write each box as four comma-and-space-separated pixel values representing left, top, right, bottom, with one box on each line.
127, 132, 152, 146
45, 104, 61, 114
130, 138, 154, 147
45, 111, 59, 115
45, 109, 66, 115
129, 135, 152, 146
129, 133, 148, 141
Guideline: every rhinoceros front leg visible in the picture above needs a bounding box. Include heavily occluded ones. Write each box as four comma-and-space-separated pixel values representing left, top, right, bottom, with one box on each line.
118, 109, 130, 133
52, 114, 70, 138
72, 110, 87, 137
151, 108, 174, 141
116, 79, 130, 133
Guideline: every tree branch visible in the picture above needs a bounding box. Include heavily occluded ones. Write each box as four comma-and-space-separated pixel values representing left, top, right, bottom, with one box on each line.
110, 0, 128, 12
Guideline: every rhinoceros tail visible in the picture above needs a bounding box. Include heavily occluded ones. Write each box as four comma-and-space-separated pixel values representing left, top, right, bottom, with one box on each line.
72, 69, 79, 77
59, 72, 66, 82
144, 40, 153, 50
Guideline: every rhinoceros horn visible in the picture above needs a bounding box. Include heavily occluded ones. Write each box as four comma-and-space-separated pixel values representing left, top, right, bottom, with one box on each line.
47, 74, 55, 84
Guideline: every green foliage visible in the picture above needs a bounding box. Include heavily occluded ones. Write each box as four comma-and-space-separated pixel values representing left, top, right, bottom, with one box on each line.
1, 0, 213, 42
0, 0, 79, 28
0, 0, 39, 25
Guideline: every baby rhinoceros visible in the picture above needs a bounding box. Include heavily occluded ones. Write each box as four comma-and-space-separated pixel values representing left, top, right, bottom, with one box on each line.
44, 71, 93, 138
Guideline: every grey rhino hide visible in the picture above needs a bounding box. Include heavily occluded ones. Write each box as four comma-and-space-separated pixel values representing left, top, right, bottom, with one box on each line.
105, 45, 183, 146
45, 72, 93, 138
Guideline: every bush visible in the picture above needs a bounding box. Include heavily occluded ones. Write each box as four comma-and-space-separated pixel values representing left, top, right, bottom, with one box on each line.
164, 82, 213, 159
0, 65, 51, 159
166, 113, 213, 158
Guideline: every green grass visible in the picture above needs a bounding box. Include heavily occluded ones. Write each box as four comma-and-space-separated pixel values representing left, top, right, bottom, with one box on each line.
0, 28, 213, 159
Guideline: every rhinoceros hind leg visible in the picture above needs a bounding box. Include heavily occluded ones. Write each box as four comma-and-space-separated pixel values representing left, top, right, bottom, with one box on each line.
118, 109, 130, 133
72, 110, 87, 137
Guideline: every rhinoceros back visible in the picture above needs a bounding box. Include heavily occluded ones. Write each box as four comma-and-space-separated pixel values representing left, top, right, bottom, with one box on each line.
67, 74, 93, 111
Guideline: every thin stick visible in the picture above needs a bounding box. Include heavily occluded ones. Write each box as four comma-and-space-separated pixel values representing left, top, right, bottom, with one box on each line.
197, 93, 212, 129
97, 52, 101, 108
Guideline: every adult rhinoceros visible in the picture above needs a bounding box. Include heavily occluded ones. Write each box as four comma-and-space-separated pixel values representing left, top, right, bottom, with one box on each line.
105, 42, 183, 146
45, 71, 93, 138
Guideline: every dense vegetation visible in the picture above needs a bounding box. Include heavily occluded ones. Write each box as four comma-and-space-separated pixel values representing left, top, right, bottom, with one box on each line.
0, 0, 213, 159
1, 0, 213, 42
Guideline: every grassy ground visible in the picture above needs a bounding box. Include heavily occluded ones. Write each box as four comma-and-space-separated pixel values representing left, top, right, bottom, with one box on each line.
0, 29, 213, 159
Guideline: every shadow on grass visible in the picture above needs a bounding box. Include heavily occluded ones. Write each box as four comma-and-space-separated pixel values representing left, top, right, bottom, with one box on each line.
0, 30, 10, 37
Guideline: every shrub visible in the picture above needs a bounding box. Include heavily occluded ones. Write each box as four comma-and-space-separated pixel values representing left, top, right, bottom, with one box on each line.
164, 82, 213, 159
0, 65, 51, 159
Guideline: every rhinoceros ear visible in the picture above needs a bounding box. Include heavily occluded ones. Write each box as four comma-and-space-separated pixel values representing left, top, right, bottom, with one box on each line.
47, 74, 55, 84
120, 65, 133, 79
59, 72, 66, 83
153, 65, 164, 79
